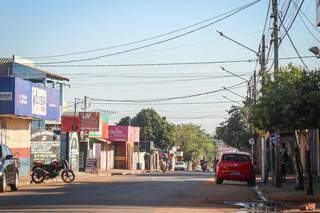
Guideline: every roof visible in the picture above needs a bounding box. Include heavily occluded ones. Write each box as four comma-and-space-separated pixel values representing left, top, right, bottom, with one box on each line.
17, 63, 70, 82
0, 57, 69, 82
0, 58, 13, 64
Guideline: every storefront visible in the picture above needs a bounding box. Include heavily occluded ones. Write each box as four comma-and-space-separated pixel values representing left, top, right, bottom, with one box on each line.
108, 125, 140, 170
0, 76, 61, 175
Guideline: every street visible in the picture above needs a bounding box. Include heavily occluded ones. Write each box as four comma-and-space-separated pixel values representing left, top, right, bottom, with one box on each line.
0, 172, 259, 212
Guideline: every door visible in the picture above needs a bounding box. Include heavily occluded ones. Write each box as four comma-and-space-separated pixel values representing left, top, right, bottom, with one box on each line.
114, 142, 126, 169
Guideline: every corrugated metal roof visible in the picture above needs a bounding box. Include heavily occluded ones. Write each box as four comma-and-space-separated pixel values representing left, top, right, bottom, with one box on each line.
0, 57, 69, 82
0, 58, 13, 64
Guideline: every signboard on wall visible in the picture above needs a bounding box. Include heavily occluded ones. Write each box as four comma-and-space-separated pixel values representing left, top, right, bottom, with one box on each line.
317, 0, 320, 26
69, 132, 79, 172
0, 77, 60, 120
31, 87, 47, 116
79, 112, 100, 131
61, 116, 81, 132
30, 130, 60, 164
108, 125, 129, 142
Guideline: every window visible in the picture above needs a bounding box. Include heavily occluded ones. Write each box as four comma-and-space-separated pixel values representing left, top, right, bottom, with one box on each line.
222, 154, 250, 162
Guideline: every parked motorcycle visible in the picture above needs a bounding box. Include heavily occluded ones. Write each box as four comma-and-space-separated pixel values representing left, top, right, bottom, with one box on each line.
31, 159, 75, 184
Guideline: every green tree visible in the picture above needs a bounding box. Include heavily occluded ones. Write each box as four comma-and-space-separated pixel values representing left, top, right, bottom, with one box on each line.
215, 106, 252, 150
117, 108, 176, 149
252, 64, 320, 194
175, 124, 217, 163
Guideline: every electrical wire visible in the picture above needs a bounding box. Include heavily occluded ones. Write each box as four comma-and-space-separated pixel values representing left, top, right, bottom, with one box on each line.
279, 0, 304, 45
34, 0, 261, 65
279, 15, 311, 71
86, 81, 247, 103
34, 55, 315, 68
26, 1, 261, 60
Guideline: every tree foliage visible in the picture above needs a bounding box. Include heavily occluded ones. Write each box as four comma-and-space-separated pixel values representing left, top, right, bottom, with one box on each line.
252, 65, 320, 131
117, 108, 176, 149
175, 124, 216, 162
215, 105, 251, 150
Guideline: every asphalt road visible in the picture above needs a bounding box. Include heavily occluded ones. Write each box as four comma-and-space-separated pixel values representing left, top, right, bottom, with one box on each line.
0, 172, 259, 212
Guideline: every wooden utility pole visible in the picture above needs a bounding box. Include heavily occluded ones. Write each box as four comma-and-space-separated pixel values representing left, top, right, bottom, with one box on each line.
272, 0, 281, 188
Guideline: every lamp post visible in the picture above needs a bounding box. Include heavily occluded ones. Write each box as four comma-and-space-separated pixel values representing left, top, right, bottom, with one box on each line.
309, 46, 320, 58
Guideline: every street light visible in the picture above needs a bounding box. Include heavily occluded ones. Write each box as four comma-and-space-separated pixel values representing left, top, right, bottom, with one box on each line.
309, 46, 320, 58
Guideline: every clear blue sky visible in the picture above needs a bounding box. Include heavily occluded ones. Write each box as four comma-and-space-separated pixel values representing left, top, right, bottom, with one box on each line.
0, 0, 318, 133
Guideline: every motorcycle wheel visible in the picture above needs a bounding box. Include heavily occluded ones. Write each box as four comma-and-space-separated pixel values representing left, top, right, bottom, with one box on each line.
61, 170, 75, 183
31, 168, 45, 184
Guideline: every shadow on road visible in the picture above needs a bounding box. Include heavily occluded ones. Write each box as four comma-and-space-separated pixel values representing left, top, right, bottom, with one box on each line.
0, 172, 257, 210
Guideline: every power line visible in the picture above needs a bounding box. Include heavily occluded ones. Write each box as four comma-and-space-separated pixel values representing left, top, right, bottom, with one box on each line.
88, 101, 241, 106
34, 55, 316, 68
26, 1, 260, 60
279, 0, 304, 45
279, 15, 311, 71
34, 0, 261, 65
87, 81, 247, 103
292, 0, 320, 44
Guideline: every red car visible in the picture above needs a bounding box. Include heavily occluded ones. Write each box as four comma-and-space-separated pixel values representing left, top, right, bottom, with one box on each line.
215, 151, 255, 186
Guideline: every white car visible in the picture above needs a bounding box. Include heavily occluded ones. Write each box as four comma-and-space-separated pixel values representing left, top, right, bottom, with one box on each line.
174, 161, 186, 171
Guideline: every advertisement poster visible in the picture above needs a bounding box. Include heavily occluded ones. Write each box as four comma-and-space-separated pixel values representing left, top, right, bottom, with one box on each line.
69, 132, 79, 172
32, 87, 47, 116
61, 116, 81, 132
79, 112, 100, 131
30, 130, 60, 164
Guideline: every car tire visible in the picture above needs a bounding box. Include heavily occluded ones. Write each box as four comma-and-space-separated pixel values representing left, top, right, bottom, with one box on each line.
216, 178, 223, 184
0, 173, 7, 193
10, 172, 19, 191
247, 178, 256, 186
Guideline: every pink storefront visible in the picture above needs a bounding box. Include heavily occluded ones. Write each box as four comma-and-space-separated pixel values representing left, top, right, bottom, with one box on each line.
108, 125, 140, 170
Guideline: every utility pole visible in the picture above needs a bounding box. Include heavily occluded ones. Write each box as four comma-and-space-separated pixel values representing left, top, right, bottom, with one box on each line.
260, 34, 266, 86
84, 96, 90, 158
74, 98, 78, 116
272, 0, 281, 188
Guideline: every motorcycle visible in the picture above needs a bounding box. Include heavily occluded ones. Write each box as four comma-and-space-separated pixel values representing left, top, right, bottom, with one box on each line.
201, 162, 208, 172
31, 159, 75, 184
160, 160, 168, 173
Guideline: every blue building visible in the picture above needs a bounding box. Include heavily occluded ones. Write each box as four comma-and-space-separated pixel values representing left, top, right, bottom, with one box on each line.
0, 56, 69, 175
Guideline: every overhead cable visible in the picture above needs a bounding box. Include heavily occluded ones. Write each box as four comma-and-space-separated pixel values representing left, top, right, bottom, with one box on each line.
34, 0, 261, 65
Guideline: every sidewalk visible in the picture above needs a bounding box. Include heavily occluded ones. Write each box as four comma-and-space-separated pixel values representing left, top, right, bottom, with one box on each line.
21, 169, 148, 186
258, 178, 320, 202
255, 177, 320, 211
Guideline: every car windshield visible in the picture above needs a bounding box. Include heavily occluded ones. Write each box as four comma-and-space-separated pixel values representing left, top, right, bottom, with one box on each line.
222, 154, 250, 162
176, 162, 184, 165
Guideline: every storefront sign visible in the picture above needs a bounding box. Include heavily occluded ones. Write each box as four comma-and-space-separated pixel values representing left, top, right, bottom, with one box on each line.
32, 87, 47, 116
30, 130, 60, 164
0, 77, 60, 120
69, 132, 79, 171
61, 116, 81, 132
108, 125, 140, 142
79, 112, 100, 131
0, 92, 12, 101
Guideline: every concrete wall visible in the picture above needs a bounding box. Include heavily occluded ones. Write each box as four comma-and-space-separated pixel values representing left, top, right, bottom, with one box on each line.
0, 117, 31, 176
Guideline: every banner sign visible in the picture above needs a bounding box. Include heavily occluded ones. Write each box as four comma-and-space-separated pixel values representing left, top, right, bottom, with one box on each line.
30, 130, 60, 164
32, 87, 47, 116
108, 125, 140, 142
0, 77, 60, 120
79, 112, 100, 131
69, 132, 79, 171
0, 92, 12, 101
61, 116, 81, 132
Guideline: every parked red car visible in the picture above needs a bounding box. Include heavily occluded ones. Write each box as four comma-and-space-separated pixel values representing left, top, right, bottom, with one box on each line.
215, 151, 255, 186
